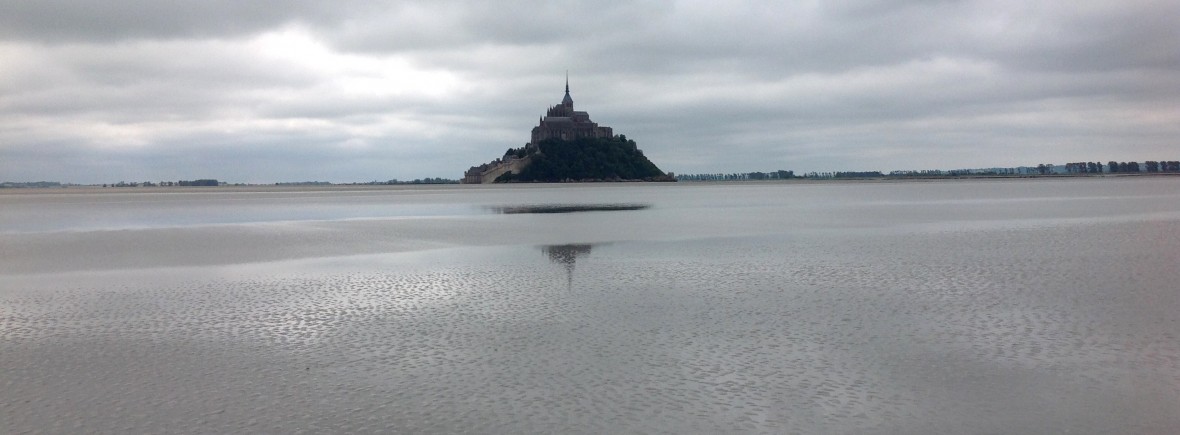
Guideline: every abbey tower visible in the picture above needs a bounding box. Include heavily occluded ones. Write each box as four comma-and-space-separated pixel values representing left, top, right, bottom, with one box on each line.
528, 77, 613, 146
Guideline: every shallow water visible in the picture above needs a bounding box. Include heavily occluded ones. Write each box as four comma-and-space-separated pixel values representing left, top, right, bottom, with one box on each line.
2, 178, 1179, 433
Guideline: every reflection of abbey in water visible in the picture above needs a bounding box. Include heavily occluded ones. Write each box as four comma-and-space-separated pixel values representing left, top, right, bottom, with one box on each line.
542, 244, 593, 288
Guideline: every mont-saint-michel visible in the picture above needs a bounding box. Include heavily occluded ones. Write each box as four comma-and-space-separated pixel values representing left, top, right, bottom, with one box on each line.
463, 79, 673, 184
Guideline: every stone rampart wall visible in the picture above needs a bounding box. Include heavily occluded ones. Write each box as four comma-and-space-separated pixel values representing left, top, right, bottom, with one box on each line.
464, 156, 531, 183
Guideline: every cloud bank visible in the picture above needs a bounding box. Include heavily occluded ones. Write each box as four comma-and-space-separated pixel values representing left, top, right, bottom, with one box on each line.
2, 0, 1177, 183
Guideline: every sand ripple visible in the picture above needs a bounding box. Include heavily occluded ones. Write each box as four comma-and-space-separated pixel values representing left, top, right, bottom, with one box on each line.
3, 220, 1179, 433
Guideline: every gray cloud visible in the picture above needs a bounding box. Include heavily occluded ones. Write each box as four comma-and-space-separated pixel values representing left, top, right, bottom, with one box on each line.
2, 0, 1178, 183
0, 0, 361, 42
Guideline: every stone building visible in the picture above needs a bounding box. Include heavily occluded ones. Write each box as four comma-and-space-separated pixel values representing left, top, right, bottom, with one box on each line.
461, 155, 529, 184
463, 78, 615, 184
529, 78, 613, 145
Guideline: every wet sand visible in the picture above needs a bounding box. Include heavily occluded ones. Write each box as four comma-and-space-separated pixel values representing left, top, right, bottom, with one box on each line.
3, 179, 1179, 433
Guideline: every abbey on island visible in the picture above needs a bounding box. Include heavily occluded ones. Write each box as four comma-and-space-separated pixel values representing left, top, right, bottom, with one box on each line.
529, 79, 614, 145
463, 78, 621, 184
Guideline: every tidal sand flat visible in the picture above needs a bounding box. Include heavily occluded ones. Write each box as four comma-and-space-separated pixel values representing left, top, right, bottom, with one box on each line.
2, 179, 1179, 433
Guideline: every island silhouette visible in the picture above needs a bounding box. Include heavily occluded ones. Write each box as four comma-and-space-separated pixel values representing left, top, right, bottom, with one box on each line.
463, 77, 672, 183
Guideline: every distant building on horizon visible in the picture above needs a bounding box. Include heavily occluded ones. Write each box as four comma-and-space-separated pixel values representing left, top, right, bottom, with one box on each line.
464, 77, 616, 184
529, 77, 613, 145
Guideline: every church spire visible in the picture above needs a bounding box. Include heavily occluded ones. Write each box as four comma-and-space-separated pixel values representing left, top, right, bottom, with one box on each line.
561, 71, 573, 108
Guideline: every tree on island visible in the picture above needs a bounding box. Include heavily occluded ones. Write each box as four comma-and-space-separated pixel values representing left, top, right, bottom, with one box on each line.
177, 179, 219, 186
495, 136, 671, 182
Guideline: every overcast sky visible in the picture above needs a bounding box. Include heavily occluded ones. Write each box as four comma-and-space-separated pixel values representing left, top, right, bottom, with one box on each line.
2, 0, 1177, 183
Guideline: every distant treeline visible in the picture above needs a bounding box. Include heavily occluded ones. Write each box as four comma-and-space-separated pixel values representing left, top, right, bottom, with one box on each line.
677, 170, 795, 181
367, 178, 459, 185
275, 181, 332, 186
103, 179, 220, 187
1, 181, 63, 188
680, 158, 1180, 181
1061, 161, 1180, 174
280, 179, 460, 185
801, 171, 884, 179
677, 170, 888, 181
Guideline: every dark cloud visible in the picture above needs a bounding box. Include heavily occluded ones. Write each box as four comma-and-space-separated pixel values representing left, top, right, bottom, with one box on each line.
0, 0, 363, 42
1, 0, 1178, 183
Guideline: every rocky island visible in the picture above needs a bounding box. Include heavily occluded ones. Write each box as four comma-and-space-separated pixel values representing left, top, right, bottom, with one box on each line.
463, 79, 672, 183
